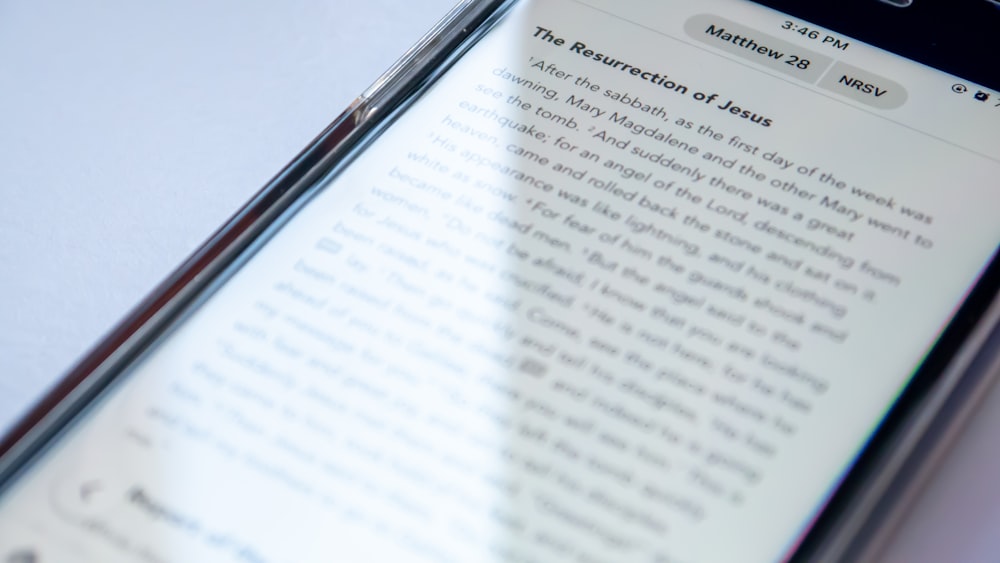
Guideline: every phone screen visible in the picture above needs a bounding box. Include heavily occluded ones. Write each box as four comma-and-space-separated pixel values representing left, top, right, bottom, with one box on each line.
2, 0, 998, 561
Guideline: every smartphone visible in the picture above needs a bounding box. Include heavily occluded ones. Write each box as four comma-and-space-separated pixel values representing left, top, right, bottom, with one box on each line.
1, 0, 999, 561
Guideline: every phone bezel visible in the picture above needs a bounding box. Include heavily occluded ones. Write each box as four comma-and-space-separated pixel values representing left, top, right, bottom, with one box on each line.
0, 0, 514, 485
1, 0, 999, 559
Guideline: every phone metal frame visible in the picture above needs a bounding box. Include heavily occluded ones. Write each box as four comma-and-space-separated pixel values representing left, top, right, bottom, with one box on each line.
798, 287, 1000, 561
0, 0, 511, 483
2, 0, 999, 560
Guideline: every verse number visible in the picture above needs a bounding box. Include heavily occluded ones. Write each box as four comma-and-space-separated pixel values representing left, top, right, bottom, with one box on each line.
785, 55, 811, 70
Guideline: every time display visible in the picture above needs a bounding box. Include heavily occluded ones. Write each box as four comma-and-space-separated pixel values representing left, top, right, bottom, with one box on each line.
780, 20, 851, 50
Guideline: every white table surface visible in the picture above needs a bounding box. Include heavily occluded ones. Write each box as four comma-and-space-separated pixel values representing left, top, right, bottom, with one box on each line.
1, 1, 998, 560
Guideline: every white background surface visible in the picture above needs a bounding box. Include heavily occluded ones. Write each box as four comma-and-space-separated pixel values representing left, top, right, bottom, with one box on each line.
1, 1, 997, 560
